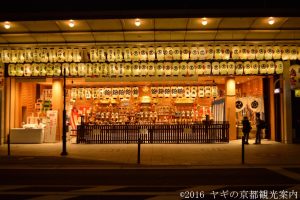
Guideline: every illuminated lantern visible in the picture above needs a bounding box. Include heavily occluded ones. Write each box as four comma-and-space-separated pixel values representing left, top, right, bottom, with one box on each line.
235, 61, 244, 75
198, 86, 205, 98
158, 87, 164, 98
147, 47, 155, 61
198, 46, 206, 60
140, 62, 148, 76
124, 63, 132, 77
117, 62, 124, 77
98, 88, 104, 99
85, 88, 92, 100
92, 88, 98, 99
17, 49, 25, 63
86, 63, 93, 77
164, 62, 172, 76
156, 46, 164, 61
32, 48, 40, 63
177, 86, 184, 97
212, 62, 220, 75
78, 63, 87, 76
190, 46, 199, 60
115, 47, 123, 62
184, 86, 191, 98
16, 64, 24, 76
65, 48, 73, 62
171, 86, 178, 98
191, 86, 197, 98
92, 63, 100, 76
231, 45, 240, 60
62, 63, 70, 76
282, 46, 290, 60
204, 62, 212, 75
25, 48, 33, 63
259, 61, 267, 74
223, 45, 231, 60
2, 49, 10, 63
151, 87, 158, 98
227, 61, 235, 75
275, 61, 284, 74
70, 63, 78, 76
107, 47, 115, 62
164, 46, 173, 60
212, 86, 218, 98
148, 62, 155, 76
187, 62, 195, 76
251, 61, 259, 74
56, 48, 65, 62
11, 50, 18, 63
46, 63, 54, 76
39, 63, 47, 76
181, 46, 190, 60
123, 47, 131, 62
273, 45, 282, 60
206, 45, 214, 60
72, 48, 81, 62
164, 87, 171, 98
156, 62, 164, 76
172, 62, 180, 76
98, 48, 106, 62
71, 88, 77, 100
118, 87, 125, 99
267, 61, 275, 74
214, 45, 222, 60
8, 64, 16, 76
173, 46, 181, 60
204, 86, 211, 98
132, 62, 141, 76
290, 46, 298, 60
240, 45, 248, 60
112, 88, 119, 99
264, 45, 273, 60
53, 63, 61, 76
132, 87, 139, 98
256, 46, 265, 60
48, 48, 57, 63
243, 61, 251, 75
179, 62, 188, 76
32, 63, 39, 76
104, 88, 112, 98
196, 62, 204, 75
219, 62, 228, 75
248, 45, 256, 60
90, 48, 98, 62
125, 87, 131, 98
109, 63, 117, 77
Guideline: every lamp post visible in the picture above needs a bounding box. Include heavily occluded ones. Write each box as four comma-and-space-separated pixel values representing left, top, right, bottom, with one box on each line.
61, 67, 68, 156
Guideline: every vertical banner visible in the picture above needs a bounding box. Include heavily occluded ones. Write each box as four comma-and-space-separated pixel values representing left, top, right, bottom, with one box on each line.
44, 110, 58, 143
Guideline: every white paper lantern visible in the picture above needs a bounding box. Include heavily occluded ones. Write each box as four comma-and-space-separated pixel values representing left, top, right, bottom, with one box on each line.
116, 62, 124, 77
48, 48, 57, 63
65, 48, 73, 62
86, 63, 93, 77
196, 62, 204, 75
15, 64, 24, 76
91, 63, 99, 76
190, 46, 199, 60
107, 48, 115, 62
109, 63, 117, 77
256, 46, 265, 60
32, 48, 40, 63
17, 49, 25, 63
148, 62, 155, 76
272, 45, 282, 60
212, 62, 220, 75
172, 46, 181, 60
204, 86, 211, 98
191, 86, 197, 98
124, 63, 132, 76
98, 48, 106, 62
164, 62, 172, 76
39, 63, 47, 76
46, 63, 54, 76
156, 47, 164, 61
78, 63, 87, 76
118, 88, 125, 99
219, 62, 228, 75
56, 48, 65, 62
235, 62, 244, 75
248, 45, 256, 60
151, 87, 158, 98
104, 88, 112, 98
177, 86, 184, 97
98, 88, 104, 99
259, 61, 267, 74
264, 45, 273, 60
123, 48, 131, 62
214, 45, 222, 60
39, 48, 48, 63
223, 45, 231, 60
11, 50, 18, 63
181, 46, 190, 60
240, 45, 248, 60
62, 63, 70, 76
275, 61, 284, 74
244, 61, 251, 75
125, 87, 131, 98
147, 47, 155, 61
184, 86, 191, 98
179, 62, 188, 76
172, 62, 180, 76
282, 46, 290, 60
91, 88, 98, 99
198, 86, 205, 98
72, 48, 81, 62
164, 87, 171, 98
140, 62, 148, 76
198, 46, 206, 60
212, 86, 218, 98
100, 63, 108, 77
266, 61, 275, 74
158, 87, 164, 98
290, 46, 298, 60
53, 63, 61, 76
71, 88, 78, 100
171, 87, 178, 98
115, 48, 123, 62
206, 46, 214, 60
164, 46, 173, 61
70, 63, 78, 76
204, 62, 212, 75
227, 61, 235, 75
251, 61, 259, 75
25, 48, 33, 63
85, 88, 92, 100
231, 46, 240, 60
8, 64, 16, 76
112, 88, 119, 99
132, 62, 140, 76
187, 62, 195, 76
1, 49, 10, 63
156, 62, 164, 76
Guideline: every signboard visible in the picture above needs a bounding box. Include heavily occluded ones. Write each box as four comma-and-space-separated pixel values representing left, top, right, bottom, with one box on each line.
44, 110, 57, 143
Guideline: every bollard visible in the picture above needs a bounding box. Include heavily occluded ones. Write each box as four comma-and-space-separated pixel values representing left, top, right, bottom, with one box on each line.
137, 137, 142, 164
241, 136, 245, 164
7, 134, 10, 156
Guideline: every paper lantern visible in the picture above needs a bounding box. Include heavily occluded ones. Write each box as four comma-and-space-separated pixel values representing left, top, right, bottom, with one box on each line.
46, 63, 54, 76
243, 61, 251, 75
198, 46, 206, 60
267, 61, 275, 74
223, 45, 231, 60
275, 61, 284, 74
264, 45, 273, 60
132, 87, 139, 98
100, 63, 108, 77
179, 62, 188, 76
98, 48, 106, 62
164, 87, 171, 98
109, 63, 117, 77
212, 62, 220, 75
259, 61, 267, 74
62, 63, 70, 76
65, 48, 73, 62
251, 61, 259, 75
78, 63, 86, 76
164, 46, 173, 60
31, 63, 39, 76
172, 62, 180, 76
155, 62, 164, 76
191, 86, 197, 98
15, 64, 24, 76
184, 86, 191, 98
214, 45, 222, 60
17, 49, 25, 63
204, 86, 211, 98
235, 62, 244, 75
11, 50, 18, 63
71, 88, 78, 100
118, 88, 125, 98
212, 86, 218, 98
116, 62, 124, 77
123, 48, 131, 62
157, 87, 164, 98
164, 62, 172, 76
219, 62, 228, 75
140, 62, 148, 76
248, 45, 256, 60
196, 62, 204, 75
53, 63, 62, 76
98, 88, 104, 99
282, 46, 290, 60
231, 46, 240, 60
24, 48, 33, 63
256, 46, 265, 60
148, 62, 155, 76
39, 63, 47, 76
115, 48, 123, 62
177, 86, 184, 97
190, 46, 199, 60
70, 63, 78, 76
240, 45, 248, 60
92, 63, 100, 76
273, 45, 282, 60
147, 47, 155, 61
107, 47, 115, 62
1, 49, 10, 63
171, 87, 178, 98
103, 88, 111, 98
56, 48, 65, 62
181, 46, 190, 60
112, 88, 119, 99
132, 62, 141, 76
290, 46, 298, 60
8, 64, 16, 76
124, 63, 132, 77
204, 62, 212, 75
151, 87, 158, 98
72, 48, 81, 62
173, 46, 181, 60
227, 62, 235, 75
187, 62, 195, 76
32, 48, 40, 63
85, 88, 92, 100
125, 87, 131, 98
206, 46, 214, 60
156, 47, 164, 61
91, 88, 98, 99
48, 48, 57, 63
85, 63, 92, 77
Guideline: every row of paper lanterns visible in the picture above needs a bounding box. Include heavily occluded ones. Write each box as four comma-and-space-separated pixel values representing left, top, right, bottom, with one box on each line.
1, 45, 300, 64
71, 86, 218, 100
7, 60, 284, 77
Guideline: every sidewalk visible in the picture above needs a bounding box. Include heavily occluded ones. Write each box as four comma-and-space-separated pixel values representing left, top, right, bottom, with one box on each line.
1, 139, 300, 168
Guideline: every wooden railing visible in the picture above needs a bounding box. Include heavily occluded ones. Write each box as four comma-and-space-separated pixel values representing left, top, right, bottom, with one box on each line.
76, 122, 229, 144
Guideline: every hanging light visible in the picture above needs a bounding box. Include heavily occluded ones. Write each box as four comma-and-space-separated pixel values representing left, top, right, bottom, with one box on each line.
4, 21, 11, 29
135, 18, 141, 27
69, 19, 75, 28
268, 17, 275, 25
201, 18, 208, 26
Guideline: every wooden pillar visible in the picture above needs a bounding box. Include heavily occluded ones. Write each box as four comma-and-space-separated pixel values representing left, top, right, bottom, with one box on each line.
268, 76, 275, 141
52, 79, 63, 141
225, 77, 236, 140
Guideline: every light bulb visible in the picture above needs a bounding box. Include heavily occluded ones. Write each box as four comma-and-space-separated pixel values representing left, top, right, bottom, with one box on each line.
4, 21, 10, 29
135, 18, 141, 27
201, 18, 208, 26
268, 17, 275, 25
69, 19, 75, 28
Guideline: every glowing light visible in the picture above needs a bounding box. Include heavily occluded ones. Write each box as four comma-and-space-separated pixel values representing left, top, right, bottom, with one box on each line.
268, 17, 275, 25
201, 18, 208, 26
69, 20, 75, 28
135, 19, 141, 27
4, 21, 10, 29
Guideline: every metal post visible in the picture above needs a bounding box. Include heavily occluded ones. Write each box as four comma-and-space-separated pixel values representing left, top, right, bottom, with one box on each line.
137, 137, 142, 164
8, 77, 11, 156
61, 67, 68, 156
242, 136, 245, 164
